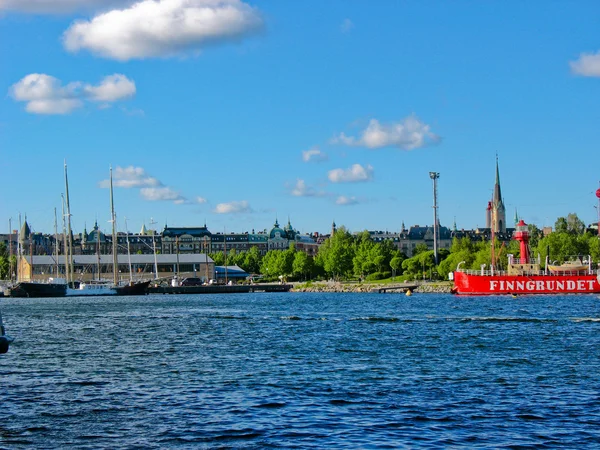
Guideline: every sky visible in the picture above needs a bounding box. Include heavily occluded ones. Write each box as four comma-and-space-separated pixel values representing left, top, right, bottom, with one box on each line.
2, 1, 600, 238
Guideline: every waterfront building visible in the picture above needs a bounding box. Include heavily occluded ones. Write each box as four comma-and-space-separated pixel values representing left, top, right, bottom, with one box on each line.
17, 254, 214, 283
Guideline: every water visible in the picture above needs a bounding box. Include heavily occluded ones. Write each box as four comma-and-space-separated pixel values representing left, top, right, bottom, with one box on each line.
1, 292, 600, 448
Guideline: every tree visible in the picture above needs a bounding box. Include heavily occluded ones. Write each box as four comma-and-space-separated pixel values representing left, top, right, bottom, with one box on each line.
390, 255, 404, 278
555, 214, 585, 235
567, 213, 586, 235
0, 243, 9, 279
318, 227, 355, 279
293, 251, 314, 280
241, 247, 262, 274
210, 251, 225, 266
412, 243, 429, 256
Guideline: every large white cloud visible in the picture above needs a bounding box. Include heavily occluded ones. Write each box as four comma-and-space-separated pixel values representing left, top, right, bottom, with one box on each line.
9, 73, 136, 114
63, 0, 264, 61
334, 115, 440, 150
328, 164, 374, 183
570, 51, 600, 77
214, 200, 251, 214
0, 0, 132, 14
9, 74, 82, 114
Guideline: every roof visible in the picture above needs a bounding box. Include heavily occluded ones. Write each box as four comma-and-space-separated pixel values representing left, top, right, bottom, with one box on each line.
23, 254, 213, 265
163, 227, 212, 238
214, 265, 248, 278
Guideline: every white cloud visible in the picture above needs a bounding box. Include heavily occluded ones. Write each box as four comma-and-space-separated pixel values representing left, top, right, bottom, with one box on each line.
570, 51, 600, 77
99, 165, 205, 204
290, 179, 325, 197
9, 74, 83, 114
333, 115, 440, 150
328, 164, 374, 183
63, 0, 264, 61
302, 146, 328, 163
0, 0, 132, 14
9, 73, 135, 115
84, 74, 136, 101
340, 18, 354, 33
140, 186, 186, 203
214, 200, 251, 214
336, 195, 360, 205
99, 166, 160, 188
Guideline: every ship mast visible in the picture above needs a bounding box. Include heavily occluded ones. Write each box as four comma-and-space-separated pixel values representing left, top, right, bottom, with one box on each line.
64, 161, 74, 284
54, 208, 59, 278
61, 194, 69, 283
110, 167, 118, 285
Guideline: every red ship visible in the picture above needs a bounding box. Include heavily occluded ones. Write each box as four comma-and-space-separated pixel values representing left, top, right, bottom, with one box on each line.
451, 219, 600, 295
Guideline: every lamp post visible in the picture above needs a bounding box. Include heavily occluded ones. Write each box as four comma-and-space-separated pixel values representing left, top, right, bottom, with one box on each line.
429, 172, 440, 266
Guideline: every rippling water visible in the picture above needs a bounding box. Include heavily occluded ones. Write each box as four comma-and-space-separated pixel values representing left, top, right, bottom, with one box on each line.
1, 292, 600, 448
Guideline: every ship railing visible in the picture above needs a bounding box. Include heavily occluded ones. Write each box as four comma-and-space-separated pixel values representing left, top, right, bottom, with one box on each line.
458, 269, 543, 277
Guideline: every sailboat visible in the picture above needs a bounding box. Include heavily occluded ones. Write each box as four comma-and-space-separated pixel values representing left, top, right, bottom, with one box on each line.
64, 166, 149, 296
9, 163, 149, 298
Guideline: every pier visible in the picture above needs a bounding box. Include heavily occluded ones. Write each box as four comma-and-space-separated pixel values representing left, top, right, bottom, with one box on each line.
373, 284, 419, 293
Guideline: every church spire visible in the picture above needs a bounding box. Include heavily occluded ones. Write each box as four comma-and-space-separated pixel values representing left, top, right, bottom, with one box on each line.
491, 154, 506, 233
493, 153, 503, 207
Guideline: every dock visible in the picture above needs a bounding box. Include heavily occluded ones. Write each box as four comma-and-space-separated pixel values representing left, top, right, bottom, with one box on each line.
147, 284, 292, 295
373, 284, 418, 293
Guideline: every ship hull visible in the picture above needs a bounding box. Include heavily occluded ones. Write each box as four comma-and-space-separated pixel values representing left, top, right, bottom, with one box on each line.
452, 271, 600, 295
8, 282, 67, 298
9, 280, 150, 298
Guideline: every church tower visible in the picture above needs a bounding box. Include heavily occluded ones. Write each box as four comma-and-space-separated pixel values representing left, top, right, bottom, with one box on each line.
491, 156, 506, 233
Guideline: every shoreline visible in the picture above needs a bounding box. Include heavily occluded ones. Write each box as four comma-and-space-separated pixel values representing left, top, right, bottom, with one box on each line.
290, 281, 453, 294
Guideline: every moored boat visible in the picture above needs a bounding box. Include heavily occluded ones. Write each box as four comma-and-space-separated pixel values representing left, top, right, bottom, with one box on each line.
451, 219, 600, 295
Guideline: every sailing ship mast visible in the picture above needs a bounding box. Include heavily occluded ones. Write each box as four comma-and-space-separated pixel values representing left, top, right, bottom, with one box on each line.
53, 208, 59, 278
61, 194, 69, 283
110, 167, 119, 285
64, 161, 74, 284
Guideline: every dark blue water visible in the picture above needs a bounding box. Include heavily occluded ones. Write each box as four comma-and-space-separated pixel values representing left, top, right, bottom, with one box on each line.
1, 293, 600, 448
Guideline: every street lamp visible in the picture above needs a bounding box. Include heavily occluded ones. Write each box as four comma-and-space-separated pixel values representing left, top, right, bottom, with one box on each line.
429, 172, 440, 266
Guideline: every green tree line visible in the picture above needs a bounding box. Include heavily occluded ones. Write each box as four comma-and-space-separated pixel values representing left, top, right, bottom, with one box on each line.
205, 213, 599, 283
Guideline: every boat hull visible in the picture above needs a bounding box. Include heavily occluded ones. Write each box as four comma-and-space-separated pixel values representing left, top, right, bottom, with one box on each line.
8, 282, 67, 298
9, 280, 150, 298
452, 271, 600, 295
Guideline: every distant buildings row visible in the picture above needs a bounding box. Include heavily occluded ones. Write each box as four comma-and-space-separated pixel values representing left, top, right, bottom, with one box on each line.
3, 158, 561, 262
4, 216, 520, 261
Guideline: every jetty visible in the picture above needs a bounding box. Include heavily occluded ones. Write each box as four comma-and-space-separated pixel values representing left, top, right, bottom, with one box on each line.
373, 284, 419, 293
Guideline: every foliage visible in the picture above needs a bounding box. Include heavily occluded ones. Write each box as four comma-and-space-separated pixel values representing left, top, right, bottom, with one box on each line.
555, 213, 585, 235
0, 243, 9, 279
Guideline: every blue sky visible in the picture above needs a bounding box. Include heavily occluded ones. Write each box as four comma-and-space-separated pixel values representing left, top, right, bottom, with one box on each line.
2, 1, 600, 237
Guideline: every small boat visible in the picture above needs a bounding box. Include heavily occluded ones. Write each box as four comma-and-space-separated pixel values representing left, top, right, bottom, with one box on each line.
0, 310, 14, 354
546, 262, 589, 273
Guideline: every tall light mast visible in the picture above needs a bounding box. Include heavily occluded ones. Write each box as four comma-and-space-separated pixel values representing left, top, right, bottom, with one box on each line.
429, 172, 440, 266
110, 166, 118, 285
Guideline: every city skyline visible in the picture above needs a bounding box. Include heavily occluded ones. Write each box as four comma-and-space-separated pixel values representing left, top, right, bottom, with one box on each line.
2, 1, 600, 234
